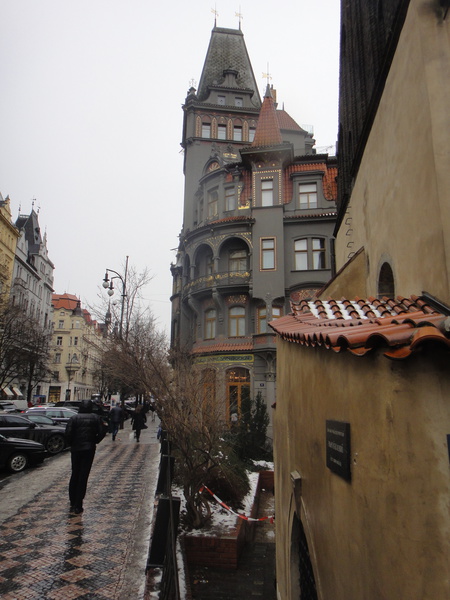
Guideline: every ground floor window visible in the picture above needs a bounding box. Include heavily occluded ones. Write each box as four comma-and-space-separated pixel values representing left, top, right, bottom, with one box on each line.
226, 367, 250, 422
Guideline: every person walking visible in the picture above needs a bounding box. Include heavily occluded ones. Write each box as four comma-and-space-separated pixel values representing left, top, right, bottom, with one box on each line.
131, 404, 147, 442
110, 402, 123, 441
66, 399, 106, 514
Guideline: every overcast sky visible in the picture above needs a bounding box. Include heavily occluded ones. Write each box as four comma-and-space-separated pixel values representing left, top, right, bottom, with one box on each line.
0, 0, 340, 335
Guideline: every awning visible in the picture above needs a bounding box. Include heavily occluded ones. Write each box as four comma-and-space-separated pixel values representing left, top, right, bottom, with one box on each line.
1, 387, 14, 398
11, 386, 23, 398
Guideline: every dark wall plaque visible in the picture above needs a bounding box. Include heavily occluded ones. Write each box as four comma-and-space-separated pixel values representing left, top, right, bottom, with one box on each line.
326, 420, 351, 481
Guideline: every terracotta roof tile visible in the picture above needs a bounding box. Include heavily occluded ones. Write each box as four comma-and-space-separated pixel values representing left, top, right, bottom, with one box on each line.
251, 85, 283, 147
269, 295, 450, 360
276, 109, 304, 132
192, 340, 253, 355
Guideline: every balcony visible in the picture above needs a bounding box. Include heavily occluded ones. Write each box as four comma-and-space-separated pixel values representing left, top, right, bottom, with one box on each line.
183, 270, 250, 298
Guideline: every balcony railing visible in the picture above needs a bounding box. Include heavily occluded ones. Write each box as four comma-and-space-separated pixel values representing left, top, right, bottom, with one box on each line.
183, 270, 250, 296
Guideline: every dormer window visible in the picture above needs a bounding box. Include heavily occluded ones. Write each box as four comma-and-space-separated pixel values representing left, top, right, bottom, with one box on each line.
218, 95, 226, 105
235, 97, 243, 107
299, 183, 318, 209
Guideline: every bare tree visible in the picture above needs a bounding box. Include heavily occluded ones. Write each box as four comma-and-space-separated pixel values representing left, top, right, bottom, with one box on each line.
0, 298, 51, 400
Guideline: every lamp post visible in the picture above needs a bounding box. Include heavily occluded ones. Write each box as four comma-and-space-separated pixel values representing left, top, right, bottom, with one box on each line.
102, 256, 129, 339
66, 355, 80, 401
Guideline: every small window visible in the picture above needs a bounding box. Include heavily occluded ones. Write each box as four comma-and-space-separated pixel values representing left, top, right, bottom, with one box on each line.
299, 183, 318, 209
312, 238, 326, 269
218, 124, 227, 140
229, 306, 245, 337
218, 95, 226, 105
74, 337, 78, 346
249, 127, 256, 142
58, 320, 64, 329
261, 179, 274, 206
202, 123, 211, 138
261, 238, 276, 270
205, 309, 216, 340
378, 262, 395, 297
233, 126, 242, 141
225, 188, 236, 211
235, 97, 243, 107
56, 336, 63, 346
55, 353, 61, 364
207, 190, 218, 218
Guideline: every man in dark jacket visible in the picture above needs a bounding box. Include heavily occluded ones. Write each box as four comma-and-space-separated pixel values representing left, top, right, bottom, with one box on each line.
109, 402, 123, 441
66, 399, 105, 514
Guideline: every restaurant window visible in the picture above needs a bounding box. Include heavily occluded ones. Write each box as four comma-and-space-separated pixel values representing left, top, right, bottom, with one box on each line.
226, 368, 250, 422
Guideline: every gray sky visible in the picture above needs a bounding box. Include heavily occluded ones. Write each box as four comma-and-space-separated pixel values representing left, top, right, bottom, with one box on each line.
0, 0, 340, 335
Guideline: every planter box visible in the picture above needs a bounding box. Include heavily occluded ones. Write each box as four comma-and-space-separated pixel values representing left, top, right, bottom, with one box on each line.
183, 470, 274, 571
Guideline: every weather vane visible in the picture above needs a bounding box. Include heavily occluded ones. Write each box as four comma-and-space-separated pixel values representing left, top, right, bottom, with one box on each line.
262, 64, 272, 86
211, 6, 219, 26
235, 7, 243, 29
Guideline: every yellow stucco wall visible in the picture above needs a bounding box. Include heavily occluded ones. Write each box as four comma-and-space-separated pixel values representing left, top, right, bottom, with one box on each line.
335, 3, 450, 303
274, 339, 450, 599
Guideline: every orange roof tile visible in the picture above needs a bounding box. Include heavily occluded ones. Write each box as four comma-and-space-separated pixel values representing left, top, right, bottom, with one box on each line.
251, 85, 283, 147
276, 109, 304, 132
52, 293, 80, 311
269, 295, 450, 360
192, 340, 254, 355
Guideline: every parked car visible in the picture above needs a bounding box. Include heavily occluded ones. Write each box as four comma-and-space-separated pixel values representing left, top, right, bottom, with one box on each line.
26, 407, 78, 426
0, 433, 46, 473
0, 414, 67, 455
55, 400, 110, 424
0, 401, 20, 413
24, 413, 59, 427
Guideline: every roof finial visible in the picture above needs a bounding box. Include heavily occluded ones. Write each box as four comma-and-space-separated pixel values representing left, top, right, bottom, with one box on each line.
235, 7, 243, 30
262, 63, 272, 86
211, 5, 219, 27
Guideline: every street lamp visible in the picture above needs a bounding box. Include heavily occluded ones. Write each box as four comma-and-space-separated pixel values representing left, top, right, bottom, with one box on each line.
102, 256, 129, 339
66, 354, 80, 401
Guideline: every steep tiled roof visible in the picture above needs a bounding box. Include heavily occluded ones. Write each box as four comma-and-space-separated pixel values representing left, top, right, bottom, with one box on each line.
269, 295, 450, 360
197, 27, 261, 105
251, 85, 283, 147
276, 109, 304, 132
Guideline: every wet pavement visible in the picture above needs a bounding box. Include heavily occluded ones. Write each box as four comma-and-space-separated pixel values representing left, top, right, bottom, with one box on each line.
0, 417, 160, 599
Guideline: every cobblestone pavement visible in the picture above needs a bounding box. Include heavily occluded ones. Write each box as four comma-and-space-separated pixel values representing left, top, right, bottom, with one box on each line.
0, 417, 160, 600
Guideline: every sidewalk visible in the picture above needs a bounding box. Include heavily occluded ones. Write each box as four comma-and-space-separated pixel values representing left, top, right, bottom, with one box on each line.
0, 416, 161, 599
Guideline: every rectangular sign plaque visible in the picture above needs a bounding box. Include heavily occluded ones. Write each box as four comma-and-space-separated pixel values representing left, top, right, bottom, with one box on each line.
326, 420, 351, 481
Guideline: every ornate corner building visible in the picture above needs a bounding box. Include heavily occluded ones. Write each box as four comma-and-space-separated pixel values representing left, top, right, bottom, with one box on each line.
170, 25, 337, 433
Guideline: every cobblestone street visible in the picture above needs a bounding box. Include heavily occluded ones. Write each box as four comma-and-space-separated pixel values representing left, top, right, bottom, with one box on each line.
0, 417, 160, 599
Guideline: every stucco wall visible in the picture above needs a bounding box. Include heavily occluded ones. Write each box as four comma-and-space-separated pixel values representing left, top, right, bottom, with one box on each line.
274, 339, 450, 599
335, 3, 450, 304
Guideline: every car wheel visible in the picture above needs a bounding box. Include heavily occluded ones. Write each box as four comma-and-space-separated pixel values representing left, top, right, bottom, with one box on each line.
7, 452, 28, 473
46, 434, 65, 455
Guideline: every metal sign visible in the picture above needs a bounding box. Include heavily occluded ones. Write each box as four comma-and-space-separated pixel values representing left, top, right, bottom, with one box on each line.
326, 420, 351, 481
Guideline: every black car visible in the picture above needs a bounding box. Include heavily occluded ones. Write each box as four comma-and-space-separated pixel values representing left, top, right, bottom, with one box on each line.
25, 407, 77, 425
0, 414, 67, 455
0, 433, 46, 473
55, 400, 110, 424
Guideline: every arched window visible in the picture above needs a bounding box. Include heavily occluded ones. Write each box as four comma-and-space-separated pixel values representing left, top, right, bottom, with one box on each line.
229, 306, 245, 337
378, 262, 395, 297
226, 367, 250, 422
